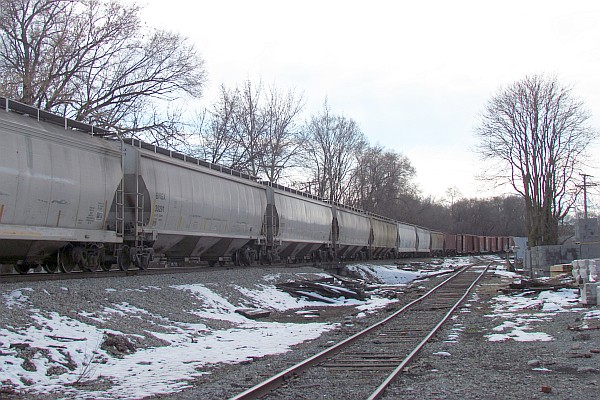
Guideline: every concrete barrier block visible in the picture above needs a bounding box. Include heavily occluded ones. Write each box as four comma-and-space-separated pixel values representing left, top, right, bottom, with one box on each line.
581, 283, 598, 305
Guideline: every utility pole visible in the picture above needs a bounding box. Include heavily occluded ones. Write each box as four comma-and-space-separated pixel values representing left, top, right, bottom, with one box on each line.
580, 173, 597, 219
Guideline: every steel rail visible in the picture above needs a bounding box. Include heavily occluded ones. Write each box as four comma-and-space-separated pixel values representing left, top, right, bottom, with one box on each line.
367, 263, 490, 400
229, 264, 479, 400
0, 260, 344, 283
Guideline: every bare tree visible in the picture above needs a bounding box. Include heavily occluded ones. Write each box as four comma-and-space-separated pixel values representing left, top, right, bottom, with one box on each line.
450, 196, 526, 237
233, 80, 265, 177
444, 186, 462, 208
498, 195, 527, 237
348, 145, 417, 215
476, 75, 596, 245
192, 85, 244, 166
258, 86, 305, 183
452, 198, 496, 235
301, 100, 366, 203
408, 195, 455, 233
191, 81, 304, 181
0, 0, 206, 143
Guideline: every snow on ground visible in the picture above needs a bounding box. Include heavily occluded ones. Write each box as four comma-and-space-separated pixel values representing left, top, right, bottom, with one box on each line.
345, 256, 472, 285
233, 283, 363, 312
3, 260, 455, 399
584, 309, 600, 320
0, 285, 346, 399
484, 286, 581, 342
2, 288, 33, 308
3, 256, 540, 398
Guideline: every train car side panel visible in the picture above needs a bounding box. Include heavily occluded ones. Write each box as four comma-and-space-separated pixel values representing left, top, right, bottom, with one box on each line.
370, 217, 398, 257
274, 192, 331, 243
140, 155, 265, 238
334, 207, 370, 259
430, 231, 445, 256
134, 149, 267, 259
272, 190, 331, 260
336, 210, 370, 246
0, 108, 122, 263
397, 223, 417, 254
415, 227, 431, 254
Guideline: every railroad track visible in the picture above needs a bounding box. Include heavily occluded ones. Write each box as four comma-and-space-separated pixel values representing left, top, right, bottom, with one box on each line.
0, 260, 348, 283
230, 263, 490, 400
0, 264, 218, 283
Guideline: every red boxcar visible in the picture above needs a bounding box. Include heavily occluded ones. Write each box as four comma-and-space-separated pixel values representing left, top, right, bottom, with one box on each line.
477, 236, 486, 253
462, 234, 477, 254
458, 234, 465, 253
487, 237, 497, 253
444, 233, 457, 256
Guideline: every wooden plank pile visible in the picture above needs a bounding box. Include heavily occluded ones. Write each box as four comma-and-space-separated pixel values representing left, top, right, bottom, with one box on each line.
500, 276, 575, 294
276, 277, 367, 303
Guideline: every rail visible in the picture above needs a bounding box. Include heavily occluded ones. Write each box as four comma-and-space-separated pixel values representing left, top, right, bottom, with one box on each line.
230, 262, 490, 399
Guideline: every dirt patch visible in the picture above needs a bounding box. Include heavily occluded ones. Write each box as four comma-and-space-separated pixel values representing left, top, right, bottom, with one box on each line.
100, 333, 137, 358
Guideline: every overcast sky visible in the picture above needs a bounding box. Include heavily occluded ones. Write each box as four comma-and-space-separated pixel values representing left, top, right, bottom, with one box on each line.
140, 0, 600, 207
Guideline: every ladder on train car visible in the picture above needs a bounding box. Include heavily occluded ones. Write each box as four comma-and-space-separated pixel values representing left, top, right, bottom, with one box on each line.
115, 181, 124, 237
133, 191, 145, 250
115, 138, 125, 238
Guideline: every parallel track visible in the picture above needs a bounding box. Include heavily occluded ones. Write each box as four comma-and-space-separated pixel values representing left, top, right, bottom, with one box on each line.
0, 260, 348, 283
230, 263, 490, 400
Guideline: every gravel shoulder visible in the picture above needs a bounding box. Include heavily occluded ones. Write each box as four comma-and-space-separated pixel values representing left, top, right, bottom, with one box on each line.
159, 267, 600, 400
384, 272, 600, 399
1, 262, 598, 399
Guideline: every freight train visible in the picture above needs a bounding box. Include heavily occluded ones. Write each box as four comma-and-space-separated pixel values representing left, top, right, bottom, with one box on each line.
0, 98, 514, 274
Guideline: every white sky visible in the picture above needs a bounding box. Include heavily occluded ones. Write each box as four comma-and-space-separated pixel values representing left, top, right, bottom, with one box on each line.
140, 0, 600, 203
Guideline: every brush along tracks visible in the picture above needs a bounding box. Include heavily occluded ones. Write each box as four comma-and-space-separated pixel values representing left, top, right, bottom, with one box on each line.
230, 263, 490, 400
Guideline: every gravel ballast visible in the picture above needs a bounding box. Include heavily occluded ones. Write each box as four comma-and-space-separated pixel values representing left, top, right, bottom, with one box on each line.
1, 260, 598, 399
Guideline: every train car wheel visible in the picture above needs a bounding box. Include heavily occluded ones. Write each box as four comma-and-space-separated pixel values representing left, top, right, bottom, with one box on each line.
43, 255, 59, 273
252, 251, 259, 266
43, 263, 58, 274
327, 249, 335, 262
100, 260, 112, 272
117, 246, 131, 271
15, 264, 30, 274
244, 248, 252, 266
58, 248, 77, 273
261, 251, 273, 265
71, 247, 90, 272
234, 249, 242, 267
59, 261, 76, 273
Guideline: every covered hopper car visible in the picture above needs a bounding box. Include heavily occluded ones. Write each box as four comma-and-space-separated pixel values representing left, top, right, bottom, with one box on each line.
0, 98, 515, 273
